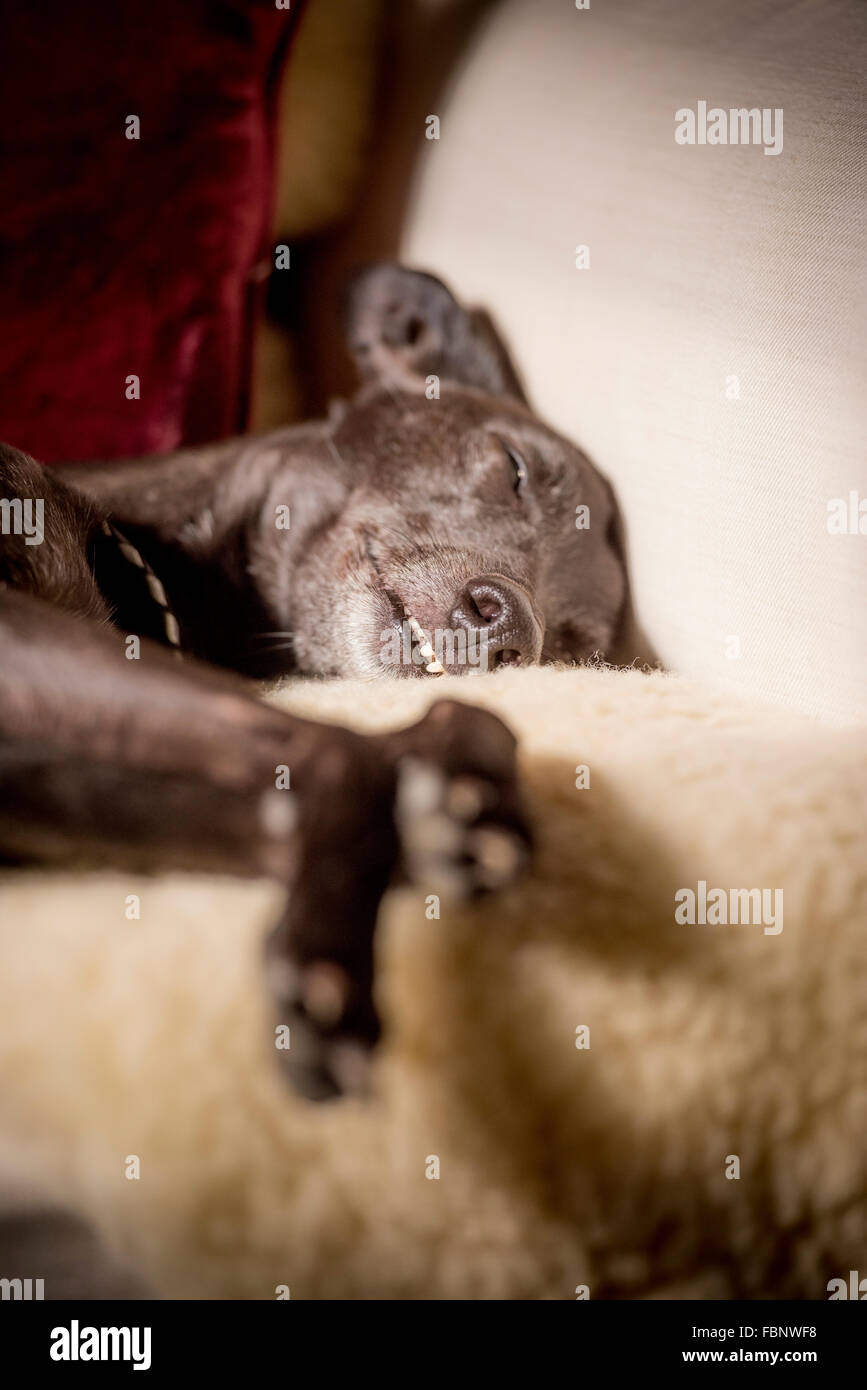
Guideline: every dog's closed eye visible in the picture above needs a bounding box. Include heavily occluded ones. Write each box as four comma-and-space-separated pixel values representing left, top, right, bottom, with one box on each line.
502, 443, 528, 496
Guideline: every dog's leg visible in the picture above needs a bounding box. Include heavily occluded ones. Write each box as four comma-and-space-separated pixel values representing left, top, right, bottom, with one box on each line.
386, 697, 531, 894
1, 592, 530, 1099
267, 697, 531, 1099
0, 588, 402, 1034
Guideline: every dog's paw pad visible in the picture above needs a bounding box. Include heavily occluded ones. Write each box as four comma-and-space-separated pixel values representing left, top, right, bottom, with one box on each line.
445, 775, 491, 821
395, 755, 529, 899
466, 824, 528, 890
266, 955, 376, 1103
300, 961, 351, 1029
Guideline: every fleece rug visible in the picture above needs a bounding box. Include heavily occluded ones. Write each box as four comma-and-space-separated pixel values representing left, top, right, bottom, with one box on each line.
0, 667, 864, 1299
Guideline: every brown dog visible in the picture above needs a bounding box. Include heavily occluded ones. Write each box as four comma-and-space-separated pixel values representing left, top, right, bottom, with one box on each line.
0, 264, 628, 1097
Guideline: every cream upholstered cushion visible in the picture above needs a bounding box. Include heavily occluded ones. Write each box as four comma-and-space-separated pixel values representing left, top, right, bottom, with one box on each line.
403, 0, 867, 725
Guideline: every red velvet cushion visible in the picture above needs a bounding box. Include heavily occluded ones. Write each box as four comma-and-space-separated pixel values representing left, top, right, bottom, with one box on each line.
0, 0, 304, 464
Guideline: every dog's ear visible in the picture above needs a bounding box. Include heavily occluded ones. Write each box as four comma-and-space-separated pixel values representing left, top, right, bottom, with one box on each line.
344, 263, 528, 403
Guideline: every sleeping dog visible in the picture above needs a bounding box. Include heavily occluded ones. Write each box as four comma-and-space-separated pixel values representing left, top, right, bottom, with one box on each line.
0, 264, 628, 1096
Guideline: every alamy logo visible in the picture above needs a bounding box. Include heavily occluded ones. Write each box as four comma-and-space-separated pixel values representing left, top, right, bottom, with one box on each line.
827, 491, 867, 534
675, 102, 783, 156
828, 1271, 867, 1299
380, 620, 489, 674
675, 880, 783, 935
50, 1320, 152, 1371
0, 1276, 44, 1299
0, 497, 44, 546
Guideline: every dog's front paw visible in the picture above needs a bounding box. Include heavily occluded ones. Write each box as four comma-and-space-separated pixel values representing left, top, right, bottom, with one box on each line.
263, 725, 397, 1102
266, 949, 380, 1102
387, 698, 532, 899
263, 703, 529, 1102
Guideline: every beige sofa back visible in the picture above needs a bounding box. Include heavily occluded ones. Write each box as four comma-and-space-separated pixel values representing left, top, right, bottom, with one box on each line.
404, 0, 866, 724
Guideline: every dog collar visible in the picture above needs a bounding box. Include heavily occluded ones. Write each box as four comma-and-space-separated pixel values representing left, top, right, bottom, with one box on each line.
99, 519, 182, 656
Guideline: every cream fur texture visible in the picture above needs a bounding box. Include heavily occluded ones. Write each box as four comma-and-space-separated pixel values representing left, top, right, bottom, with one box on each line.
0, 667, 864, 1299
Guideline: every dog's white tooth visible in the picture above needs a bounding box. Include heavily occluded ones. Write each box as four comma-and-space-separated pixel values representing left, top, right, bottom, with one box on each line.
419, 642, 435, 661
426, 660, 445, 675
408, 617, 423, 637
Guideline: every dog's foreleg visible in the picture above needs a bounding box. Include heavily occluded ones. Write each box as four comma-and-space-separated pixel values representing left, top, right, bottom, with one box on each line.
0, 592, 531, 1102
0, 589, 402, 1031
0, 743, 298, 879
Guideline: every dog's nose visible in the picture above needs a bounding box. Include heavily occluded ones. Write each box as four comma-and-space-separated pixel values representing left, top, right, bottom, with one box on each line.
450, 576, 543, 668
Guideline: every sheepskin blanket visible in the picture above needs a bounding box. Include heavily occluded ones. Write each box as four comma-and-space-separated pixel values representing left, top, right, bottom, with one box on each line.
0, 668, 865, 1300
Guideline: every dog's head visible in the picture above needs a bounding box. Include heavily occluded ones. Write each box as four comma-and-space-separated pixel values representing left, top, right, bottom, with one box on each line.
253, 265, 628, 679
